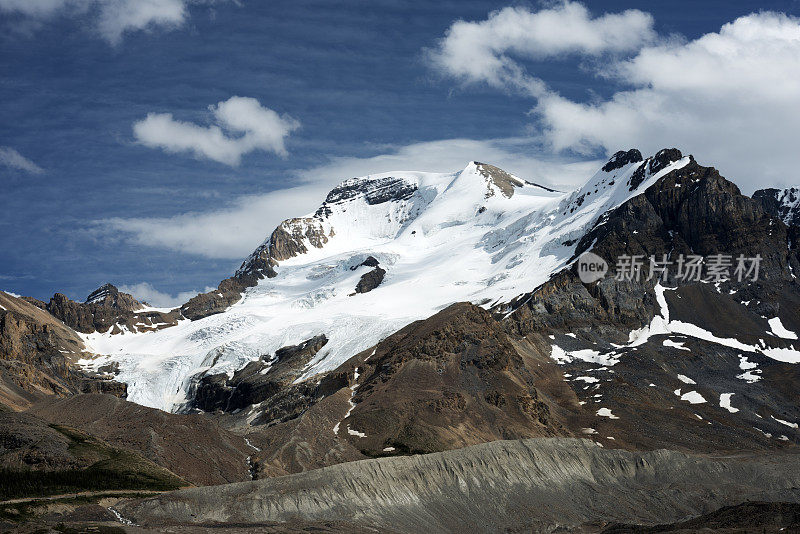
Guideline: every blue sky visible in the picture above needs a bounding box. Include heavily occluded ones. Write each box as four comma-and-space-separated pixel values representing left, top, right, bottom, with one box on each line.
2, 0, 799, 305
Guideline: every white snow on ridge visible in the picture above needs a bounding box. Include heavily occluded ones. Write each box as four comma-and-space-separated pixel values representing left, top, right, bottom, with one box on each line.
772, 416, 799, 429
78, 157, 692, 412
768, 317, 798, 340
626, 284, 800, 365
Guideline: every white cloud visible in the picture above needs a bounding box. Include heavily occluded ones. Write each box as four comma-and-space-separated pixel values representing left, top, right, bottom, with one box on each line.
535, 11, 800, 192
97, 138, 599, 259
0, 0, 195, 44
0, 146, 44, 174
118, 281, 215, 308
133, 96, 300, 165
294, 137, 598, 192
426, 1, 655, 94
101, 184, 326, 259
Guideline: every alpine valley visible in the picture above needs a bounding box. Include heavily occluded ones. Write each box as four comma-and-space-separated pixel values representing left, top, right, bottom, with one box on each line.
3, 148, 800, 533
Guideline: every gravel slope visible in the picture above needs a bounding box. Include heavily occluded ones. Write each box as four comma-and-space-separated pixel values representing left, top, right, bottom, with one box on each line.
118, 437, 800, 533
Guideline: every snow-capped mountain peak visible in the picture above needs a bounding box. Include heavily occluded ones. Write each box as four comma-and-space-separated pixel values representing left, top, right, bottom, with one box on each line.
78, 151, 691, 412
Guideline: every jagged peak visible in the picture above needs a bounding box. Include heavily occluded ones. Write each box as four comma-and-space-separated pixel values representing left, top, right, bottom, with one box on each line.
602, 149, 643, 173
85, 283, 119, 304
84, 283, 143, 311
627, 148, 685, 192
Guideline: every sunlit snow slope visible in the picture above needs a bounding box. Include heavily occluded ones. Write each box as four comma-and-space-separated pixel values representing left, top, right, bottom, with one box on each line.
79, 156, 690, 411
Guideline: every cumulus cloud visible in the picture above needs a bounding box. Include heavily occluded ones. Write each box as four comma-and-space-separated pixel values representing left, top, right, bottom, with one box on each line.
0, 146, 44, 174
429, 4, 800, 193
97, 138, 599, 259
0, 0, 195, 44
426, 1, 655, 94
118, 281, 215, 308
133, 96, 300, 166
535, 11, 800, 192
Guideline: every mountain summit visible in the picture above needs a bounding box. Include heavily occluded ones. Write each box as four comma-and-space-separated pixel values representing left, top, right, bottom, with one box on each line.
5, 148, 800, 531
75, 151, 693, 411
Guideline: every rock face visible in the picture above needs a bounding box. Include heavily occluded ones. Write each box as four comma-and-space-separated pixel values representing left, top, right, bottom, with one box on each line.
229, 302, 570, 478
338, 303, 565, 456
318, 176, 418, 212
353, 257, 386, 294
0, 291, 125, 410
497, 152, 800, 454
28, 394, 254, 486
117, 437, 800, 533
190, 335, 329, 414
474, 162, 524, 198
754, 186, 800, 227
506, 150, 800, 335
602, 148, 643, 172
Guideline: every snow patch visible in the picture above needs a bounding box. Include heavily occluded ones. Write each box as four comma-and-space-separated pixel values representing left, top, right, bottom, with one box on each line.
663, 339, 690, 351
772, 416, 798, 429
680, 391, 706, 404
719, 393, 739, 413
550, 346, 619, 366
596, 407, 619, 419
768, 317, 798, 340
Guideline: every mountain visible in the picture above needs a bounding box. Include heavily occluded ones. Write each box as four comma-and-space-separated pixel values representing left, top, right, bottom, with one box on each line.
4, 149, 800, 531
58, 148, 800, 466
76, 154, 695, 411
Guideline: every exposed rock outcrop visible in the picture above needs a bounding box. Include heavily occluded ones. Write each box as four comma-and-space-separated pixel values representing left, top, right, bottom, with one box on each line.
475, 162, 524, 198
231, 302, 571, 478
602, 148, 643, 172
339, 302, 565, 456
353, 257, 386, 295
190, 335, 329, 414
754, 186, 800, 227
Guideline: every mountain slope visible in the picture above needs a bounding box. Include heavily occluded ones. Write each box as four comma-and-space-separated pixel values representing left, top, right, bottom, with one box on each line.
28, 394, 254, 486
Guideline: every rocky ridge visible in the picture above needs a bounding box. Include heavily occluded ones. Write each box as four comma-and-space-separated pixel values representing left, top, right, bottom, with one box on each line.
24, 283, 180, 335
0, 291, 126, 410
